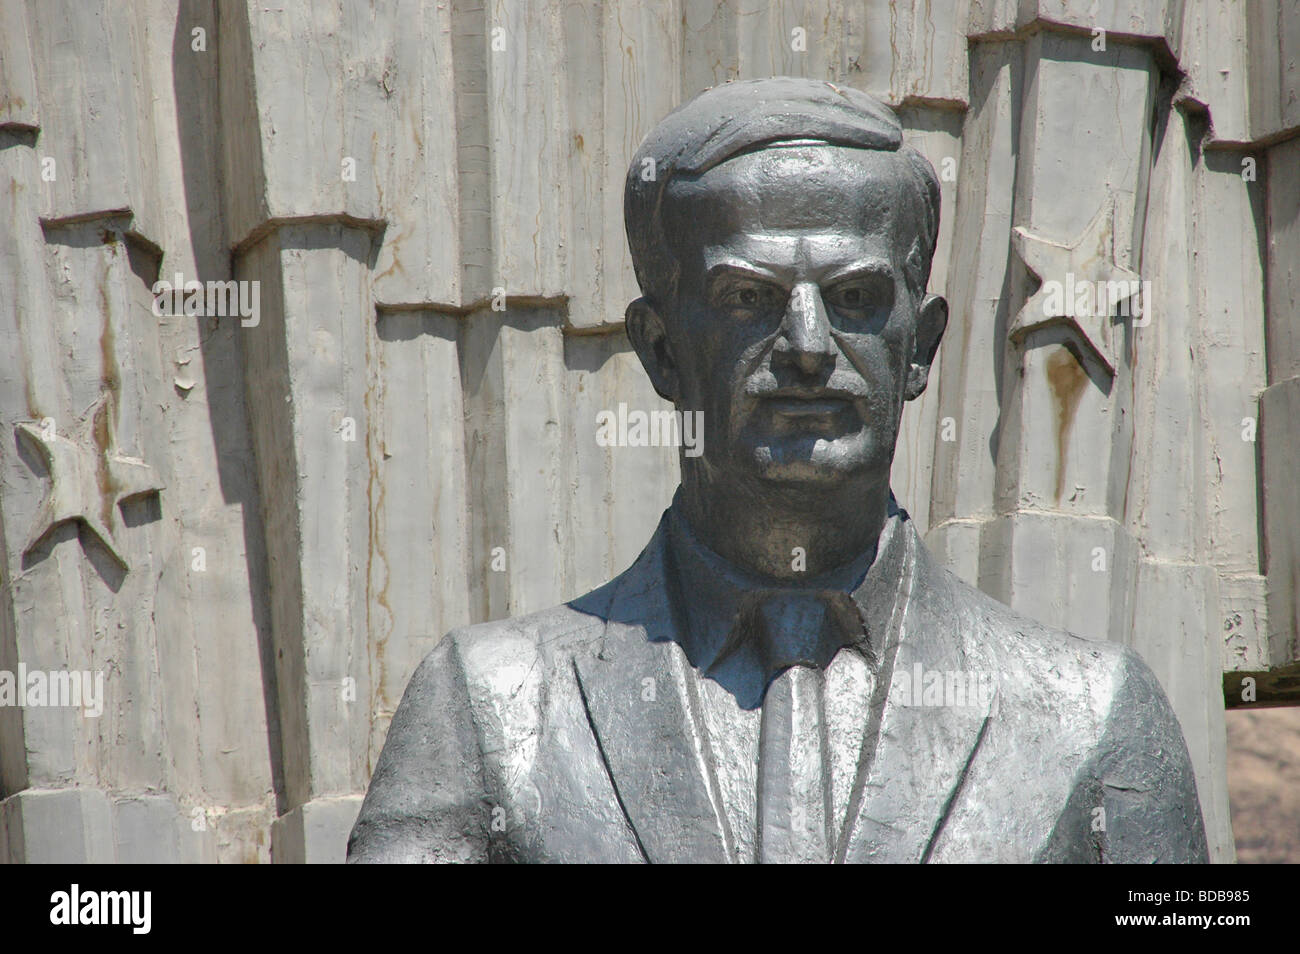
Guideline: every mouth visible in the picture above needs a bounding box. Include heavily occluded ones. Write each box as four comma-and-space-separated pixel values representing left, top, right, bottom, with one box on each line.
765, 397, 850, 416
759, 388, 860, 418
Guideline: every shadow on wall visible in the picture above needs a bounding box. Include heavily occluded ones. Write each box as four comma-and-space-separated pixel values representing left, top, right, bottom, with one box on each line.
1227, 707, 1300, 863
172, 0, 284, 815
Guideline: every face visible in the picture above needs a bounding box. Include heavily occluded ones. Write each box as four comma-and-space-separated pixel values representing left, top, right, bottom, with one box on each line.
648, 144, 943, 489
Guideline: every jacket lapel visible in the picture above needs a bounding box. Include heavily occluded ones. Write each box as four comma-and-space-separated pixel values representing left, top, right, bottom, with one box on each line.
570, 519, 733, 863
839, 524, 998, 863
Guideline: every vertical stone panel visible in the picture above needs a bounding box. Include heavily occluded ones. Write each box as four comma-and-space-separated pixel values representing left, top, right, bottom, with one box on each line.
488, 1, 570, 299
859, 0, 970, 106
1179, 0, 1250, 144
1192, 149, 1270, 678
1247, 0, 1300, 140
41, 224, 172, 795
1129, 562, 1233, 862
227, 2, 385, 237
0, 142, 88, 794
1193, 155, 1267, 575
1261, 135, 1300, 669
733, 0, 844, 81
0, 1, 39, 133
160, 0, 280, 830
461, 308, 568, 619
27, 2, 168, 242
27, 0, 134, 218
370, 309, 472, 761
1127, 109, 1200, 562
564, 0, 681, 331
564, 331, 679, 596
369, 0, 463, 307
997, 34, 1154, 520
682, 0, 739, 92
926, 41, 1020, 581
237, 224, 377, 856
892, 105, 963, 534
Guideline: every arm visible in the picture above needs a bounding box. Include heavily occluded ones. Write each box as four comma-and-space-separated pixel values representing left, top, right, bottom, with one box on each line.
1089, 649, 1210, 863
1037, 648, 1210, 863
347, 635, 492, 863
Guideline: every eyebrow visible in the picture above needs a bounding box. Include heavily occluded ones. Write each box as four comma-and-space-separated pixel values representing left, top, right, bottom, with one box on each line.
704, 261, 785, 285
703, 257, 893, 287
820, 259, 894, 285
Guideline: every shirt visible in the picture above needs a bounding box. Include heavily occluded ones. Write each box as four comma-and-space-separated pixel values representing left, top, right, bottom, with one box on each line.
661, 495, 911, 862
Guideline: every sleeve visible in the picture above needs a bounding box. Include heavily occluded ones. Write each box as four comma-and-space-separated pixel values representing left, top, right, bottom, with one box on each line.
1087, 648, 1211, 863
347, 634, 492, 863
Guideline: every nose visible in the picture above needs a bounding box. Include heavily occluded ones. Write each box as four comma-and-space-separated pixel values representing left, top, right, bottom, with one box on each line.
775, 282, 835, 375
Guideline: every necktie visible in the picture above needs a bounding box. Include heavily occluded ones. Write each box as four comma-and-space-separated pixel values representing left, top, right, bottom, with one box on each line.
758, 663, 832, 863
737, 592, 861, 863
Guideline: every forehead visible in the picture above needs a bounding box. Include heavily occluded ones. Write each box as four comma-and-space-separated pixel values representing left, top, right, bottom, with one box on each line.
663, 145, 923, 269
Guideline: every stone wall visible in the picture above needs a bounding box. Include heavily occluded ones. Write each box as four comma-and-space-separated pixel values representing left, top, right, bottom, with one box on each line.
0, 0, 1295, 862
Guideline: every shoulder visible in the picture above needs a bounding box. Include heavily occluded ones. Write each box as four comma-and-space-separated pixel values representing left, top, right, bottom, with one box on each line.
921, 558, 1206, 860
404, 602, 604, 701
913, 545, 1127, 704
931, 558, 1199, 784
921, 551, 1167, 735
404, 568, 635, 707
420, 524, 673, 694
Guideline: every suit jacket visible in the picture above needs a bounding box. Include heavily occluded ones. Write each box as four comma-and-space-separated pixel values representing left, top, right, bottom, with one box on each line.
348, 509, 1209, 863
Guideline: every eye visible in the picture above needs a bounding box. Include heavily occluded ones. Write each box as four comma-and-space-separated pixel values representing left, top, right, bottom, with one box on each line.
824, 277, 893, 320
825, 284, 871, 311
719, 281, 783, 314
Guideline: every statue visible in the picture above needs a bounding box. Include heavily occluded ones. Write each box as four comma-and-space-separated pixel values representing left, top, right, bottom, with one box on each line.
349, 77, 1208, 863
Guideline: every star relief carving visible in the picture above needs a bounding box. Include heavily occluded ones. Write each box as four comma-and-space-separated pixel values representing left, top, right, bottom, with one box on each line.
1010, 200, 1143, 379
15, 395, 163, 570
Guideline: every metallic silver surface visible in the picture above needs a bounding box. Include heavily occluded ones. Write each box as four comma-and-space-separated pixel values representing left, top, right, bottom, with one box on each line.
350, 77, 1208, 864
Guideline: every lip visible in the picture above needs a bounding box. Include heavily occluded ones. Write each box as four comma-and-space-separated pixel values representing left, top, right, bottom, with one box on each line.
762, 394, 855, 416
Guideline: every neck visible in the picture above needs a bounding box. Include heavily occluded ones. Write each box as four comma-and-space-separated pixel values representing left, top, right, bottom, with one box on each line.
678, 466, 891, 580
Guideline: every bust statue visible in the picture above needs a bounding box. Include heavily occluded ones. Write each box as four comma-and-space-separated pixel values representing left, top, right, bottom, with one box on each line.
349, 77, 1208, 863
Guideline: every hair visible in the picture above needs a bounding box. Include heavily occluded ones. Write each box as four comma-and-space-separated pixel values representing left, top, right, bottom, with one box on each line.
624, 77, 941, 309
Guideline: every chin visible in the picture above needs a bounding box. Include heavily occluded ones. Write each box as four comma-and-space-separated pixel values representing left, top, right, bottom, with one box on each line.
743, 433, 881, 486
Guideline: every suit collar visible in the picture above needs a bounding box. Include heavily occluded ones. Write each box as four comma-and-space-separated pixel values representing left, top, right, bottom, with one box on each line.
663, 496, 910, 708
569, 503, 997, 863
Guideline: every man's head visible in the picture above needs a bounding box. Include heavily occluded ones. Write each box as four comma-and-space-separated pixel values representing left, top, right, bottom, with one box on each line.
624, 78, 946, 496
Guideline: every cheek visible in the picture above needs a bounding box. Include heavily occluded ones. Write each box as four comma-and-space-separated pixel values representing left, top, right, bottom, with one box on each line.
841, 331, 906, 391
874, 308, 919, 387
677, 309, 763, 395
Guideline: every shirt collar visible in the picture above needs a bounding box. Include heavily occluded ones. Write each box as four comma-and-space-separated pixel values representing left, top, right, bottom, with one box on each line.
662, 491, 911, 708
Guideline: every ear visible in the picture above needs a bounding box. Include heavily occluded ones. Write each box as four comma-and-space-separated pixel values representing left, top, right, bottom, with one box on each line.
904, 293, 947, 401
624, 297, 680, 403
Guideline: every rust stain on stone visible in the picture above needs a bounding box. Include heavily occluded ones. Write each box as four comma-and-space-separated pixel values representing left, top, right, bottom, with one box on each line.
99, 275, 120, 399
96, 256, 123, 531
91, 399, 117, 532
1046, 345, 1087, 504
366, 325, 392, 718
